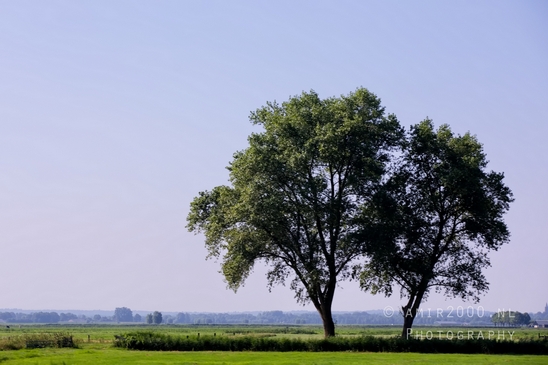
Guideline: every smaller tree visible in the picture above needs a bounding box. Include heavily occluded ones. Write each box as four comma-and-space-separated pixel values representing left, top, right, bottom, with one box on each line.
146, 313, 153, 324
359, 120, 513, 338
114, 307, 133, 322
133, 313, 142, 322
152, 311, 163, 324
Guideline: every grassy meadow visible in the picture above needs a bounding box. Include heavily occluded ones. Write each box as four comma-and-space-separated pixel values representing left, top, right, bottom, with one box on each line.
1, 324, 547, 364
2, 349, 548, 365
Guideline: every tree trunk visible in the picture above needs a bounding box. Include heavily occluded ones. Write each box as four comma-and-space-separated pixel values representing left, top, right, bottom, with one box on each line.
401, 288, 427, 339
318, 304, 336, 337
401, 310, 416, 339
312, 288, 336, 337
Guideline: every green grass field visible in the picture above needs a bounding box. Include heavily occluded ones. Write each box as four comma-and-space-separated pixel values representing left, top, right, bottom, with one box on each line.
1, 348, 548, 364
1, 324, 547, 364
3, 324, 545, 341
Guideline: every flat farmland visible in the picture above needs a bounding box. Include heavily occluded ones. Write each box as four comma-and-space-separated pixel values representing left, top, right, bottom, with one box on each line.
2, 324, 546, 341
1, 325, 547, 364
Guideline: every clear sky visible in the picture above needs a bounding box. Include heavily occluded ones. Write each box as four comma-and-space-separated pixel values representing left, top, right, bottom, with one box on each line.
1, 1, 546, 314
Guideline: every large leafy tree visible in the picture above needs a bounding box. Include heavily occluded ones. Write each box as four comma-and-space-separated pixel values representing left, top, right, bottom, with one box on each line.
187, 88, 402, 337
359, 120, 513, 338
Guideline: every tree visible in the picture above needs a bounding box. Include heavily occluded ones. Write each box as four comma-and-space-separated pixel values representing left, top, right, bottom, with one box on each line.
187, 88, 402, 337
176, 312, 190, 324
59, 312, 78, 322
492, 311, 530, 327
491, 312, 504, 327
152, 311, 163, 324
517, 312, 531, 326
0, 312, 15, 321
113, 307, 133, 322
146, 313, 153, 324
359, 120, 513, 338
133, 313, 142, 322
31, 312, 60, 323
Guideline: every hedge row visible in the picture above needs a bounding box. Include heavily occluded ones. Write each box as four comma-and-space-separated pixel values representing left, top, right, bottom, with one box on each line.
0, 332, 76, 351
112, 332, 548, 354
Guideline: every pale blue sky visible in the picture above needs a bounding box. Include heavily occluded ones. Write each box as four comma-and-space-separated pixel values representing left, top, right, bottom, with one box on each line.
0, 1, 546, 313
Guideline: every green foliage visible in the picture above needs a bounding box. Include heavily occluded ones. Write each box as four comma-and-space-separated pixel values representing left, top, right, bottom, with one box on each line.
113, 308, 133, 323
0, 312, 61, 324
152, 312, 163, 325
492, 311, 531, 326
113, 331, 548, 354
187, 88, 403, 337
359, 120, 513, 336
0, 332, 76, 350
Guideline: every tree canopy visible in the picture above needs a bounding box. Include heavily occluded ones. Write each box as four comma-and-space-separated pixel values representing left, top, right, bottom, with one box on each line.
113, 307, 133, 322
187, 88, 402, 337
358, 120, 513, 338
492, 311, 530, 327
152, 311, 163, 325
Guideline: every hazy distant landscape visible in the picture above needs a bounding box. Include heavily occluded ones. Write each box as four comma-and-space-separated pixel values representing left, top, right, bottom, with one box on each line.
2, 305, 548, 326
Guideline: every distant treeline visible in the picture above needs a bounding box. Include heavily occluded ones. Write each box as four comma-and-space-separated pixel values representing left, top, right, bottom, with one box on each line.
0, 312, 69, 323
0, 311, 120, 324
2, 306, 546, 325
171, 310, 497, 326
0, 309, 496, 325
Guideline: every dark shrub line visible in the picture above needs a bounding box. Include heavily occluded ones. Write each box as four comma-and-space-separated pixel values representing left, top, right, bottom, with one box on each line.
0, 332, 76, 350
113, 332, 548, 354
25, 332, 76, 349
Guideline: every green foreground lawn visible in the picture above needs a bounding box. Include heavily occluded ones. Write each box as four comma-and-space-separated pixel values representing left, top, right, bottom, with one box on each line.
2, 325, 547, 364
0, 348, 547, 365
